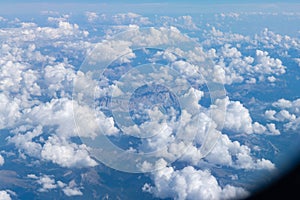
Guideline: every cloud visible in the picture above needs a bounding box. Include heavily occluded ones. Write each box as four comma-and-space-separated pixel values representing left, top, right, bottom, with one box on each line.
36, 175, 57, 192
85, 12, 99, 22
272, 98, 293, 109
41, 136, 98, 168
0, 191, 11, 200
0, 11, 294, 200
255, 28, 300, 49
203, 43, 286, 85
265, 110, 277, 120
255, 50, 286, 75
211, 97, 267, 135
205, 134, 275, 170
0, 93, 21, 130
295, 58, 300, 67
91, 12, 151, 26
29, 174, 83, 196
61, 180, 83, 197
143, 165, 249, 200
266, 98, 300, 132
0, 155, 4, 166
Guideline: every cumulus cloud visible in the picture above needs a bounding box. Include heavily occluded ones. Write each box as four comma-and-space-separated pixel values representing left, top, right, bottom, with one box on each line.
36, 175, 57, 192
61, 180, 83, 197
255, 28, 300, 49
211, 97, 267, 135
29, 174, 83, 196
204, 134, 275, 170
41, 136, 98, 168
143, 165, 249, 200
0, 191, 11, 200
267, 98, 300, 132
0, 93, 21, 129
0, 155, 4, 166
255, 50, 286, 75
0, 11, 292, 200
85, 12, 99, 22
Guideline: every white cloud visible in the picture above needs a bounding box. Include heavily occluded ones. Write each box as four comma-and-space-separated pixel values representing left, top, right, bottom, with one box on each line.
267, 76, 276, 82
255, 50, 286, 75
0, 16, 6, 21
211, 97, 267, 135
255, 28, 300, 50
0, 12, 293, 200
265, 110, 277, 120
29, 174, 83, 196
253, 122, 267, 134
62, 186, 83, 196
41, 136, 98, 168
43, 63, 76, 97
0, 191, 11, 200
144, 165, 249, 200
272, 98, 293, 109
0, 155, 4, 166
285, 117, 300, 131
0, 93, 21, 129
205, 134, 275, 170
275, 110, 296, 122
265, 98, 300, 132
36, 175, 57, 192
85, 12, 99, 22
266, 123, 280, 135
61, 180, 83, 197
295, 58, 300, 67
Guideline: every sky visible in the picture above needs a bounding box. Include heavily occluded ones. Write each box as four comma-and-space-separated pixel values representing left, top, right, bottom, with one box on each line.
3, 0, 300, 3
0, 1, 300, 15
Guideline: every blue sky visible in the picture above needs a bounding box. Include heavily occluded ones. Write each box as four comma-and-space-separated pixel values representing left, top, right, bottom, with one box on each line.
0, 1, 300, 15
4, 0, 300, 2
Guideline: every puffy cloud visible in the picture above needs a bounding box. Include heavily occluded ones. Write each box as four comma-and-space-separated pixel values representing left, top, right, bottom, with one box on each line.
272, 98, 293, 109
85, 12, 99, 22
61, 180, 83, 197
255, 50, 286, 75
161, 96, 275, 170
0, 61, 26, 94
223, 98, 253, 134
207, 43, 286, 85
275, 110, 296, 122
211, 97, 267, 135
143, 165, 249, 200
8, 125, 43, 158
205, 134, 275, 170
0, 11, 292, 200
221, 44, 242, 58
0, 155, 4, 166
266, 123, 280, 135
7, 96, 118, 167
29, 174, 83, 196
266, 98, 300, 132
285, 117, 300, 131
295, 58, 300, 67
0, 191, 11, 200
254, 28, 300, 49
217, 12, 240, 20
43, 63, 76, 97
252, 122, 267, 134
265, 110, 277, 120
0, 93, 21, 129
267, 76, 276, 82
41, 136, 98, 168
36, 175, 57, 192
157, 15, 198, 30
93, 12, 151, 26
